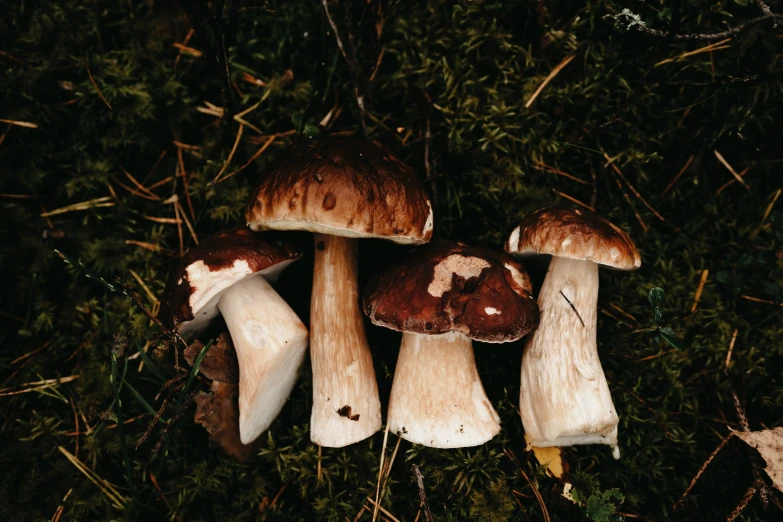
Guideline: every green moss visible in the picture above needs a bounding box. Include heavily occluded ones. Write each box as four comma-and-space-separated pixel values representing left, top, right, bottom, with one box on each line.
2, 0, 782, 520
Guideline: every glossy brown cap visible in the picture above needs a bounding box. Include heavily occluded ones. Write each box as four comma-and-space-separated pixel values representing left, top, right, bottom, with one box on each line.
245, 135, 433, 244
160, 229, 303, 339
363, 241, 539, 343
505, 207, 641, 270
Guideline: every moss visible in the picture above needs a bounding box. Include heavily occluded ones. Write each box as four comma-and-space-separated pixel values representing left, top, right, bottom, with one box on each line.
1, 0, 782, 520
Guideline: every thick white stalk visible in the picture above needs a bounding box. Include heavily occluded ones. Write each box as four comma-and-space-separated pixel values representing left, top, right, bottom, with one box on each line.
388, 331, 500, 448
519, 256, 620, 458
310, 234, 381, 447
217, 275, 309, 444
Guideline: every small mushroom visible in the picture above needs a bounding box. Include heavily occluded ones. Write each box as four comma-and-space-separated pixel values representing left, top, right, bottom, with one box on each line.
363, 241, 539, 448
246, 135, 433, 447
161, 229, 308, 444
505, 207, 641, 458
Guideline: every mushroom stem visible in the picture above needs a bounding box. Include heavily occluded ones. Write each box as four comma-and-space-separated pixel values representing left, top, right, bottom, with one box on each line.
519, 256, 620, 457
310, 234, 381, 447
388, 331, 500, 448
217, 275, 309, 444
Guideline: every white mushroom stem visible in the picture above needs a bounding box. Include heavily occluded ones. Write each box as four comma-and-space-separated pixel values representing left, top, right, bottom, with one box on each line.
310, 234, 381, 447
519, 256, 620, 458
387, 331, 500, 448
217, 275, 309, 444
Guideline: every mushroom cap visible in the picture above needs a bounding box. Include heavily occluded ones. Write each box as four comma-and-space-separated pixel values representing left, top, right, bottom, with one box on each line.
245, 135, 433, 244
160, 229, 303, 340
363, 241, 539, 343
505, 206, 641, 270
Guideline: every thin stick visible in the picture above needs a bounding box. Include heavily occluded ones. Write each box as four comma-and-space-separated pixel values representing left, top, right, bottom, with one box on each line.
11, 339, 52, 364
673, 432, 735, 509
411, 465, 434, 522
741, 295, 783, 306
82, 57, 111, 109
691, 269, 709, 313
724, 329, 739, 372
560, 290, 585, 327
373, 424, 391, 522
173, 201, 184, 257
365, 498, 401, 522
517, 466, 550, 522
716, 167, 750, 195
176, 201, 198, 245
317, 445, 322, 482
211, 124, 244, 184
525, 55, 576, 108
552, 189, 595, 211
607, 169, 648, 231
177, 146, 196, 221
0, 119, 37, 128
533, 161, 590, 185
58, 446, 126, 508
0, 375, 79, 396
662, 155, 694, 196
40, 197, 115, 217
118, 166, 159, 199
714, 150, 749, 190
214, 134, 276, 185
125, 240, 171, 254
604, 154, 668, 225
654, 39, 732, 67
755, 188, 782, 236
726, 485, 757, 522
50, 488, 73, 522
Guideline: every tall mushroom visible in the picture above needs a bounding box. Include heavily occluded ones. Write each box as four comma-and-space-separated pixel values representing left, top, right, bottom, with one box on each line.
505, 207, 641, 457
363, 241, 539, 448
161, 229, 308, 444
245, 135, 433, 447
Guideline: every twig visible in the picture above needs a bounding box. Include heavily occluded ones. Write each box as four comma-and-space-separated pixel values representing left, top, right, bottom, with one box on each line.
662, 155, 694, 196
82, 57, 111, 109
741, 295, 783, 306
691, 269, 709, 313
365, 498, 402, 522
714, 151, 749, 190
58, 446, 126, 509
505, 449, 551, 522
724, 329, 739, 372
40, 197, 115, 217
411, 464, 434, 522
373, 424, 391, 521
673, 432, 735, 509
534, 161, 590, 185
614, 10, 783, 41
552, 189, 595, 211
211, 123, 244, 184
0, 119, 37, 129
726, 485, 757, 522
604, 153, 669, 226
525, 55, 576, 108
654, 39, 731, 67
49, 488, 73, 522
716, 167, 750, 195
213, 134, 277, 185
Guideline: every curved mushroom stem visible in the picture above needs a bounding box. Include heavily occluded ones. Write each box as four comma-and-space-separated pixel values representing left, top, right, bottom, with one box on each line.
217, 275, 309, 444
519, 256, 620, 458
387, 331, 500, 448
310, 234, 381, 447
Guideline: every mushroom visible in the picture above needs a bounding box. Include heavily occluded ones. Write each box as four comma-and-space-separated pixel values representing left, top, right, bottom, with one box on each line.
505, 207, 641, 457
245, 135, 432, 448
363, 241, 539, 448
161, 229, 308, 444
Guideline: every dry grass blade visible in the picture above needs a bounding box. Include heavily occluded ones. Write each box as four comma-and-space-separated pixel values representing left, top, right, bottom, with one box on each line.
373, 424, 391, 521
662, 155, 694, 196
214, 134, 276, 185
0, 375, 79, 396
654, 39, 732, 67
724, 329, 739, 371
714, 150, 749, 190
365, 497, 402, 522
716, 167, 750, 195
691, 269, 709, 312
125, 240, 171, 254
211, 124, 245, 184
58, 446, 127, 509
176, 201, 198, 245
172, 42, 202, 56
741, 295, 783, 306
534, 161, 590, 185
0, 118, 38, 128
119, 166, 160, 199
11, 339, 51, 364
604, 153, 669, 225
552, 189, 595, 211
144, 215, 182, 225
128, 269, 159, 310
525, 54, 576, 108
505, 448, 551, 522
40, 197, 115, 217
50, 488, 73, 522
82, 57, 112, 109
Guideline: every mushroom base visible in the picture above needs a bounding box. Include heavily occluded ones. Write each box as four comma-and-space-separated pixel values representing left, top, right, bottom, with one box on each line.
217, 275, 309, 444
519, 257, 620, 457
310, 234, 382, 447
388, 331, 501, 448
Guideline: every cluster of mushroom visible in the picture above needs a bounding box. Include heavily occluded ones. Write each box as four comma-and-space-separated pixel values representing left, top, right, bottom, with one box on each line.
161, 134, 641, 458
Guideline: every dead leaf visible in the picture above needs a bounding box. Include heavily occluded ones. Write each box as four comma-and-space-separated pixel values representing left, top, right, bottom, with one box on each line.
733, 427, 783, 491
194, 381, 257, 461
525, 434, 566, 478
185, 333, 239, 383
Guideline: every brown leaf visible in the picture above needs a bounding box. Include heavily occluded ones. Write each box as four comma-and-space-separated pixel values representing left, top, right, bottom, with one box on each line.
733, 427, 783, 492
185, 333, 239, 383
194, 381, 257, 461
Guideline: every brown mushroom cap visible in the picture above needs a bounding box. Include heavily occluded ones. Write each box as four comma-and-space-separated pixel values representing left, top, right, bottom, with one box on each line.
160, 229, 303, 339
245, 135, 433, 244
363, 241, 539, 343
505, 206, 641, 270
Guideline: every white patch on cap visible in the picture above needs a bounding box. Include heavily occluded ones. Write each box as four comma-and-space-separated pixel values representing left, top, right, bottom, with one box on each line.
186, 259, 253, 313
423, 200, 434, 234
507, 226, 520, 251
177, 278, 183, 285
484, 307, 501, 315
504, 263, 530, 292
561, 238, 572, 248
609, 247, 620, 260
427, 255, 490, 297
